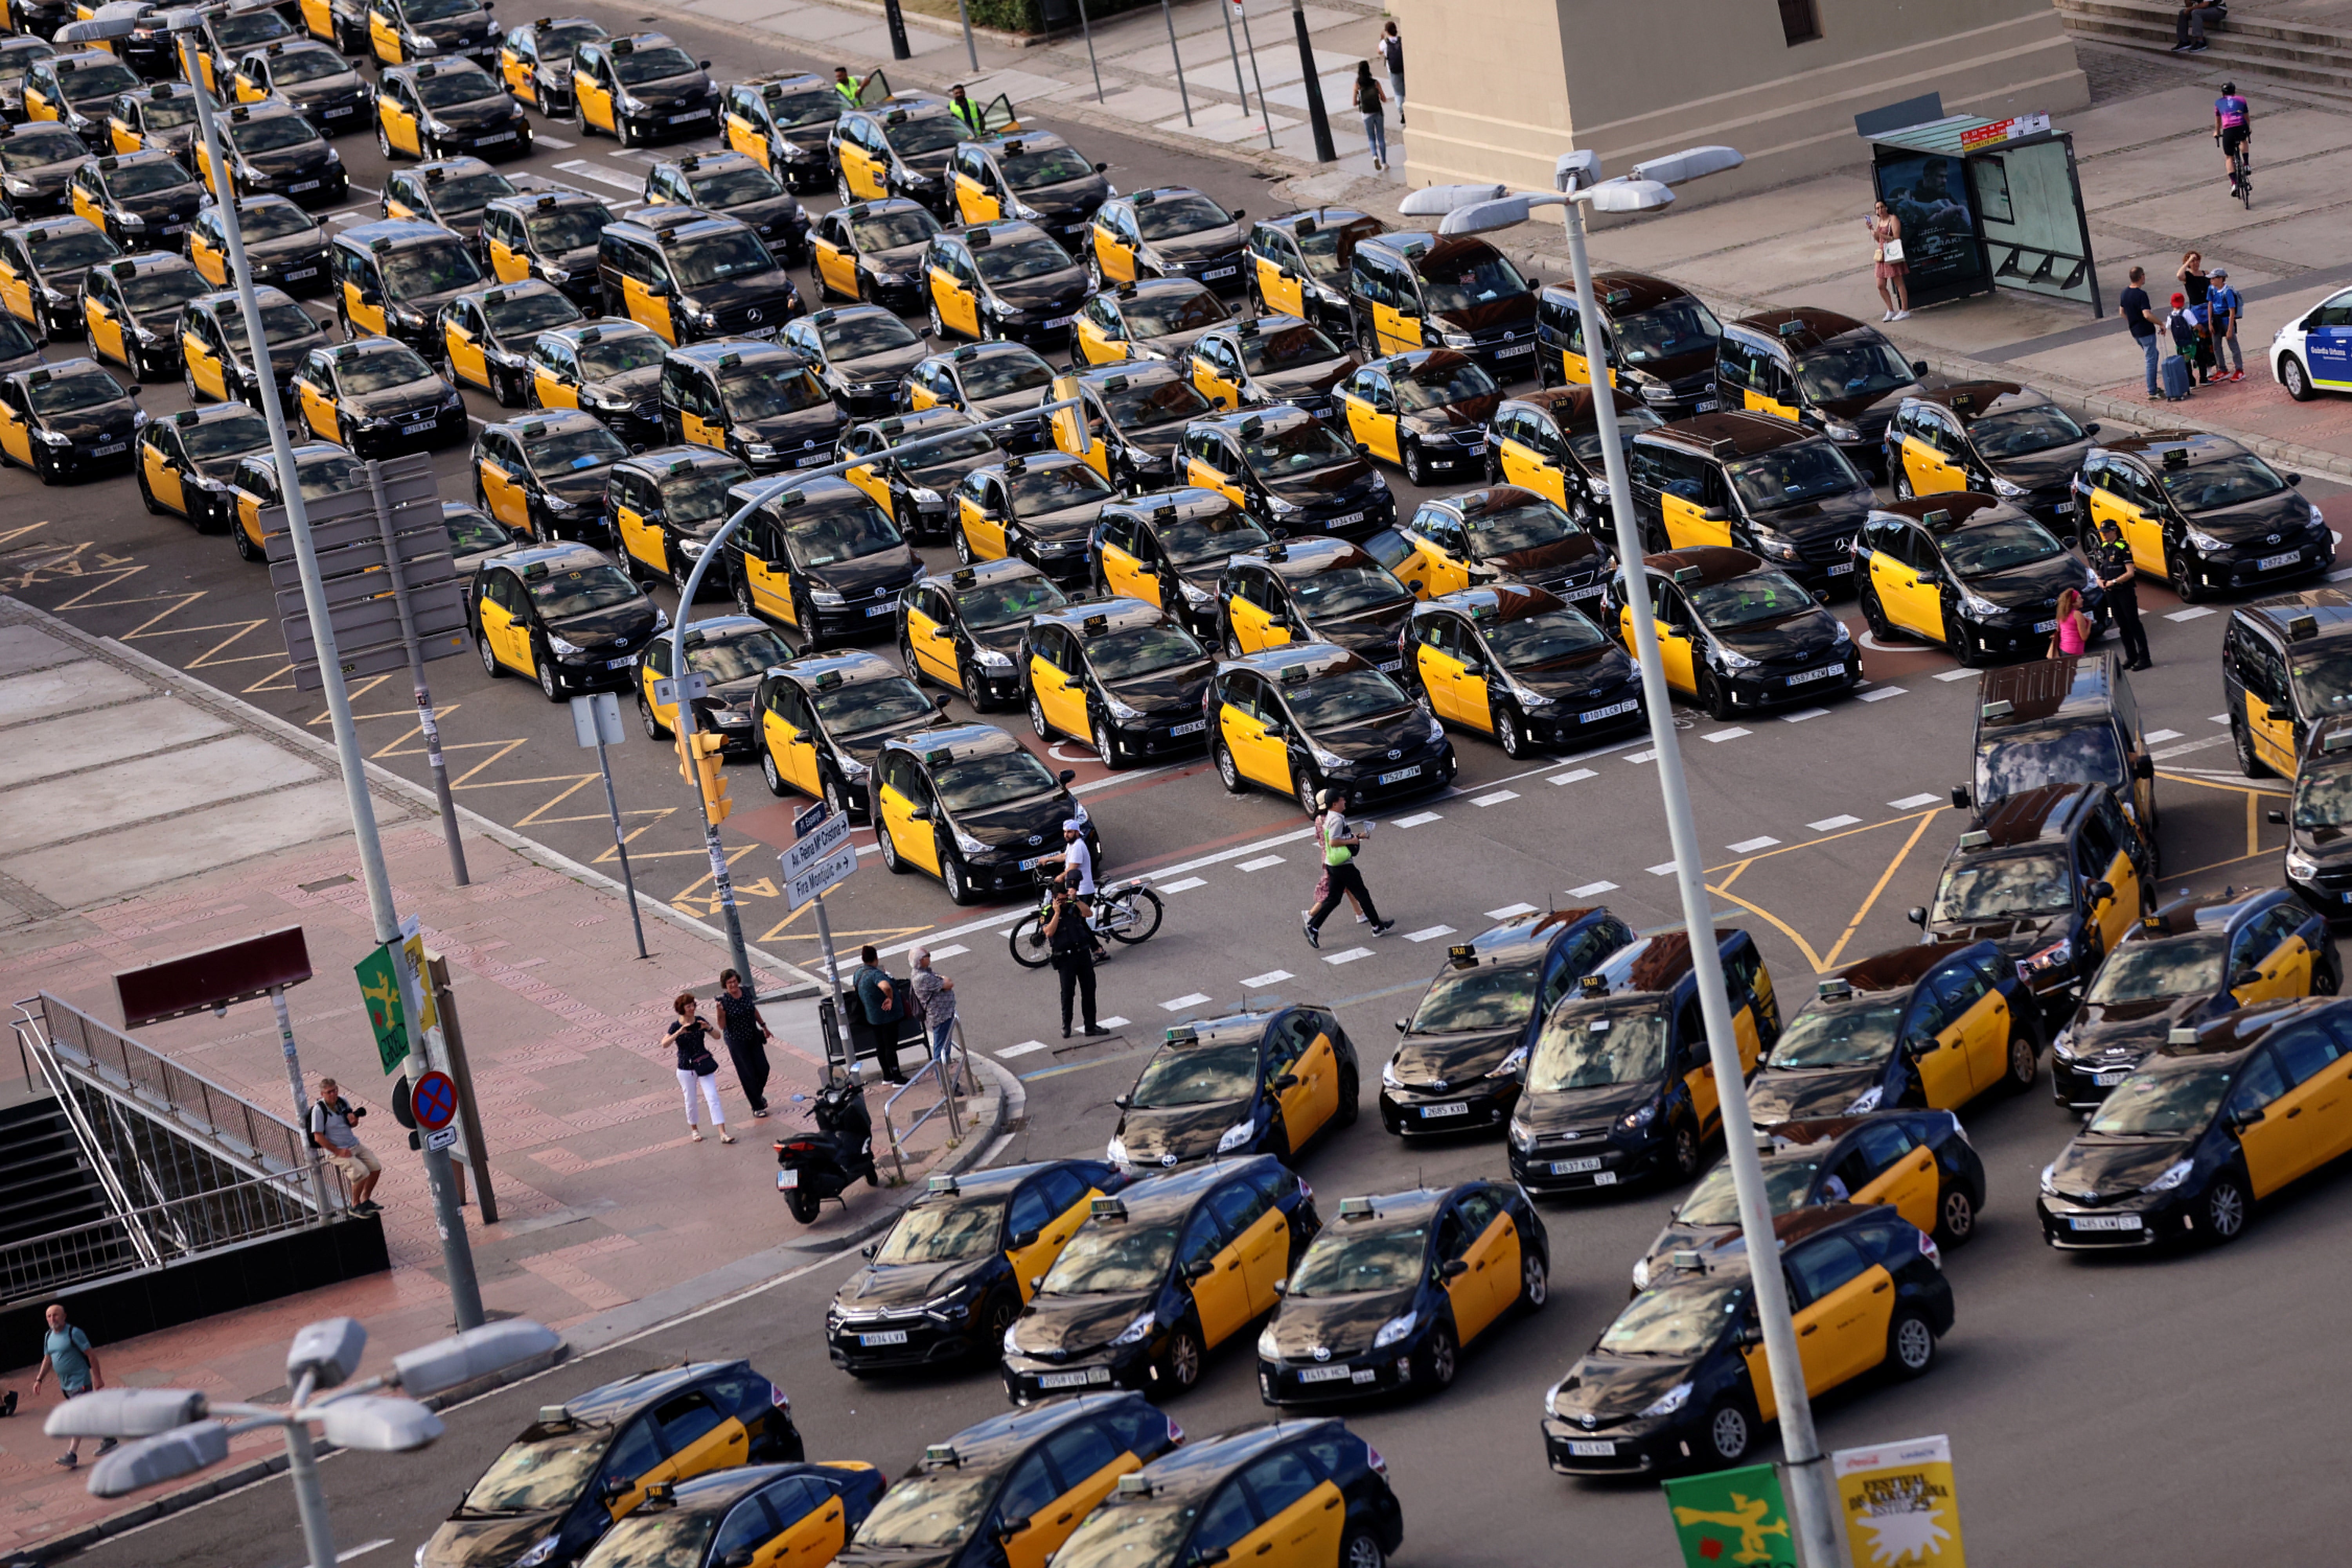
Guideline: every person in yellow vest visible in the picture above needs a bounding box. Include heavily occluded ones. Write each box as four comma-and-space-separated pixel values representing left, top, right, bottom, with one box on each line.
949, 83, 983, 136
833, 65, 862, 105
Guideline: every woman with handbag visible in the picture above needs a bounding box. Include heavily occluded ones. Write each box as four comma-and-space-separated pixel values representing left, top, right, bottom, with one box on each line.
1303, 789, 1394, 948
1868, 201, 1909, 321
666, 992, 735, 1143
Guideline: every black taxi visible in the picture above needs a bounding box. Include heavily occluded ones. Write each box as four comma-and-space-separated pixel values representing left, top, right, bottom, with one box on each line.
1179, 405, 1394, 540
495, 16, 606, 114
898, 557, 1067, 711
290, 334, 466, 457
643, 151, 808, 263
65, 148, 201, 252
1960, 655, 2155, 831
576, 1464, 885, 1568
656, 337, 846, 474
1259, 1183, 1547, 1403
480, 189, 612, 307
1069, 275, 1229, 368
416, 1361, 801, 1568
947, 128, 1107, 248
806, 197, 940, 313
223, 439, 362, 561
595, 208, 802, 348
103, 82, 200, 161
1345, 230, 1537, 379
0, 214, 121, 340
921, 218, 1087, 350
781, 305, 927, 416
1508, 928, 1780, 1193
609, 444, 751, 595
0, 356, 141, 485
633, 612, 793, 750
473, 540, 663, 701
358, 0, 498, 73
135, 403, 272, 531
901, 339, 1055, 448
1374, 486, 1611, 605
826, 1161, 1123, 1373
329, 219, 487, 359
80, 251, 205, 380
2075, 429, 2331, 603
185, 195, 327, 295
23, 50, 136, 151
1246, 206, 1387, 332
1002, 1156, 1318, 1402
830, 97, 971, 214
1209, 642, 1455, 815
950, 450, 1116, 581
195, 99, 346, 209
2053, 888, 2336, 1109
1083, 186, 1247, 295
473, 409, 628, 543
719, 69, 837, 192
1047, 360, 1212, 488
0, 122, 90, 216
1213, 535, 1413, 668
443, 278, 584, 407
571, 34, 718, 148
839, 406, 1002, 542
1334, 348, 1499, 485
377, 155, 513, 241
229, 41, 372, 140
871, 721, 1087, 905
1021, 597, 1214, 768
1090, 487, 1270, 637
1184, 314, 1354, 423
1485, 387, 1662, 523
1855, 494, 2102, 666
1381, 906, 1637, 1137
721, 473, 920, 647
523, 317, 667, 448
1403, 583, 1644, 758
1604, 546, 1860, 720
1715, 307, 1933, 480
1885, 379, 2096, 530
752, 648, 939, 819
1541, 1205, 1951, 1475
2227, 590, 2352, 779
1744, 942, 2038, 1124
1625, 411, 1875, 592
2281, 714, 2352, 907
1532, 271, 1720, 415
178, 282, 327, 406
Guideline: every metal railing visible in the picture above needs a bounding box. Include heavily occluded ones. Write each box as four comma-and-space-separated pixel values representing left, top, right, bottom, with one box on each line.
0, 1166, 343, 1306
880, 1020, 979, 1183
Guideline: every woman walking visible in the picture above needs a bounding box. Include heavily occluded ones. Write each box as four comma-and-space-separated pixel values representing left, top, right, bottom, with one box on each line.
714, 969, 773, 1119
1303, 789, 1394, 947
1354, 62, 1390, 172
2047, 588, 2092, 659
1867, 201, 1909, 321
665, 992, 733, 1143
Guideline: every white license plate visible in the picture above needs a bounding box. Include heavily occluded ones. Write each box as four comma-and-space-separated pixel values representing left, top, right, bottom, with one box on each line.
1037, 1368, 1107, 1389
2092, 1069, 2129, 1086
2055, 499, 2076, 514
776, 1168, 800, 1189
1496, 341, 1534, 355
865, 602, 893, 615
2069, 1213, 2141, 1232
1827, 561, 1853, 575
1594, 1170, 1617, 1186
1330, 510, 1365, 527
1566, 1440, 1616, 1457
1376, 763, 1419, 784
1377, 659, 1403, 673
1201, 265, 1237, 280
1566, 581, 1605, 600
401, 419, 434, 434
669, 110, 711, 123
1019, 856, 1044, 871
1045, 314, 1073, 328
283, 266, 318, 280
1459, 441, 1486, 455
91, 441, 126, 456
2260, 550, 2301, 570
1787, 665, 1840, 684
605, 656, 635, 669
1582, 699, 1637, 723
476, 130, 516, 144
321, 104, 356, 116
1548, 1157, 1602, 1174
2034, 618, 2057, 633
1298, 1365, 1354, 1383
288, 179, 321, 192
794, 450, 829, 466
858, 1329, 909, 1346
1171, 719, 1205, 736
1693, 398, 1717, 412
1419, 1102, 1469, 1118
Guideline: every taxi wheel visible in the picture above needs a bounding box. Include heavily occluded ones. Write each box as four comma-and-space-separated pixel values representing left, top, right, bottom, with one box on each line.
1887, 1308, 1936, 1379
1156, 1322, 1204, 1398
1214, 739, 1247, 795
375, 122, 393, 160
1340, 1531, 1386, 1568
2283, 354, 2316, 402
2167, 543, 2204, 603
732, 570, 759, 621
490, 365, 523, 408
1892, 470, 1914, 501
640, 693, 667, 741
1402, 437, 1429, 487
477, 626, 503, 679
926, 297, 947, 339
1483, 446, 1501, 485
232, 518, 262, 561
136, 464, 164, 515
978, 1292, 1020, 1363
941, 846, 976, 906
1493, 701, 1528, 760
182, 364, 204, 405
1085, 255, 1103, 293
1417, 1321, 1457, 1390
1293, 764, 1322, 818
1027, 688, 1053, 742
1093, 713, 1125, 771
1936, 1186, 1976, 1247
1702, 1397, 1755, 1467
537, 657, 562, 702
669, 555, 699, 601
822, 769, 854, 820
2233, 717, 2272, 779
1697, 668, 1736, 723
1518, 1250, 1547, 1311
2201, 1171, 2248, 1243
877, 813, 906, 873
1858, 580, 1893, 640
1667, 1118, 1701, 1183
1335, 1066, 1358, 1125
962, 661, 990, 713
760, 749, 787, 797
2002, 1029, 2038, 1093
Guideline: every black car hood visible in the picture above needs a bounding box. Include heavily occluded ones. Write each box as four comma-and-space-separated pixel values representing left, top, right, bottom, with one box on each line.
1519, 1079, 1654, 1134
1486, 532, 1606, 583
2073, 992, 2212, 1054
543, 598, 653, 648
345, 377, 450, 419
1015, 499, 1101, 544
1118, 1100, 1246, 1165
41, 402, 140, 445
1263, 1287, 1416, 1361
1966, 549, 2083, 610
546, 243, 602, 277
991, 270, 1087, 316
586, 365, 663, 404
1510, 644, 1637, 701
541, 460, 619, 509
1303, 603, 1410, 663
2049, 1133, 2199, 1201
1554, 1352, 1705, 1423
419, 1510, 570, 1568
1262, 457, 1378, 504
432, 96, 522, 132
11, 160, 80, 196
1315, 702, 1430, 763
949, 786, 1070, 851
1744, 1063, 1881, 1123
1987, 439, 2093, 492
1256, 358, 1353, 401
1630, 343, 1715, 388
1401, 394, 1501, 436
678, 271, 796, 317
1103, 661, 1211, 717
719, 192, 802, 236
1637, 1220, 1731, 1279
118, 185, 204, 225
1392, 1025, 1519, 1083
1012, 1289, 1156, 1355
1714, 610, 1844, 664
248, 230, 328, 269
736, 403, 848, 453
973, 388, 1050, 423
1814, 374, 1937, 425
1751, 487, 1871, 541
833, 1550, 958, 1568
1146, 226, 1243, 268
971, 622, 1029, 661
283, 74, 368, 107
1435, 292, 1537, 335
804, 544, 919, 600
2190, 486, 2313, 545
621, 73, 711, 112
867, 239, 932, 277
835, 1256, 991, 1310
1135, 323, 1219, 361
837, 339, 927, 386
412, 14, 494, 47
240, 141, 334, 182
1015, 175, 1108, 222
1114, 420, 1186, 463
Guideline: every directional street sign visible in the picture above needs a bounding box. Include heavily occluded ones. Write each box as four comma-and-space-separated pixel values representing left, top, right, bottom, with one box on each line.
782, 811, 852, 880
424, 1126, 459, 1152
793, 800, 829, 840
787, 844, 858, 910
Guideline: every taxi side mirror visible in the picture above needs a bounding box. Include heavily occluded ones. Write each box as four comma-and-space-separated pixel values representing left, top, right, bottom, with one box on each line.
1737, 1324, 1764, 1348
1009, 1227, 1041, 1249
860, 1241, 878, 1259
1911, 359, 1929, 376
2084, 422, 2102, 436
2267, 704, 2292, 723
1113, 1093, 1131, 1109
1699, 506, 1728, 523
2268, 808, 2288, 825
1094, 161, 1108, 174
721, 1551, 756, 1568
1271, 1072, 1298, 1091
2232, 967, 2262, 989
1439, 1258, 1468, 1280
1058, 768, 1076, 784
2133, 755, 2154, 780
644, 280, 670, 298
1394, 1018, 1408, 1033
125, 384, 141, 396
995, 1519, 1032, 1546
2230, 1106, 2262, 1132
1270, 1277, 1287, 1296
357, 286, 382, 305
1355, 443, 1370, 457
598, 1475, 631, 1502
1950, 785, 1970, 810
1185, 1258, 1216, 1281
907, 804, 931, 821
2288, 472, 2304, 486
932, 694, 952, 713
1196, 1551, 1230, 1566
1906, 905, 1928, 929
2088, 880, 2114, 904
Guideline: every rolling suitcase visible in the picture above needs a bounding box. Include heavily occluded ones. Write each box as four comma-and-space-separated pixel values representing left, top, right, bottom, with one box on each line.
2161, 352, 2194, 401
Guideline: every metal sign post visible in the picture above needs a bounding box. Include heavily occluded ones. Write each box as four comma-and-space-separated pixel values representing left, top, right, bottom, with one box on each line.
1160, 0, 1192, 125
1233, 0, 1276, 150
388, 919, 484, 1330
572, 691, 649, 960
782, 806, 857, 1078
365, 460, 466, 886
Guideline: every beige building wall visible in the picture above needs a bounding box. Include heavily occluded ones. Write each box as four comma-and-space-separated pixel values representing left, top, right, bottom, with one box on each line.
1393, 0, 2089, 203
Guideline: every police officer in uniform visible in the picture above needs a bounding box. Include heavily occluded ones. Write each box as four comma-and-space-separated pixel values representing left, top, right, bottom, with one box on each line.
2090, 514, 2149, 671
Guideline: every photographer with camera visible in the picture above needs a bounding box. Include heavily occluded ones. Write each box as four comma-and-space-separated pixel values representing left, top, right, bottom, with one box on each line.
308, 1076, 383, 1215
1044, 875, 1108, 1040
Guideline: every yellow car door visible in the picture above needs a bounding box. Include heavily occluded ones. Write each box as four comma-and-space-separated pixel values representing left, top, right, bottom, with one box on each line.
0, 396, 33, 466
1622, 595, 1696, 693
140, 435, 187, 514
478, 457, 530, 530
1004, 1183, 1098, 1304
446, 319, 492, 390
1497, 424, 1566, 509
487, 232, 530, 284
1273, 1025, 1340, 1149
344, 272, 388, 338
1098, 535, 1156, 604
2087, 844, 2138, 957
2238, 916, 2315, 1004
69, 182, 105, 230
740, 536, 797, 622
367, 6, 402, 64
622, 272, 674, 343
1218, 697, 1285, 792
1254, 246, 1303, 319
1091, 220, 1135, 285
904, 599, 958, 684
1408, 532, 1472, 600
1340, 384, 1398, 464
1224, 581, 1288, 653
1414, 636, 1466, 724
766, 1487, 851, 1568
1184, 454, 1246, 510
813, 232, 860, 300
1072, 311, 1123, 367
1883, 539, 1946, 644
294, 373, 339, 441
1030, 647, 1087, 740
1448, 1200, 1519, 1341
190, 229, 229, 286
108, 116, 142, 154
1849, 1140, 1942, 1236
1224, 1479, 1345, 1567
83, 293, 129, 367
724, 107, 768, 166
1909, 985, 1975, 1111
299, 0, 335, 41
22, 78, 55, 122
1192, 345, 1245, 411
232, 66, 268, 103
681, 407, 728, 452
1899, 429, 1962, 496
957, 493, 1007, 561
1956, 979, 2013, 1101
929, 260, 978, 339
615, 499, 666, 575
1370, 297, 1422, 357
878, 779, 940, 875
1231, 1199, 1290, 1317
476, 588, 517, 668
952, 168, 999, 225
183, 322, 228, 399
575, 64, 615, 132
380, 88, 422, 154
2087, 472, 2164, 579
0, 252, 30, 329
532, 362, 580, 409
1051, 392, 1112, 483
1658, 484, 1730, 550
639, 1412, 752, 1497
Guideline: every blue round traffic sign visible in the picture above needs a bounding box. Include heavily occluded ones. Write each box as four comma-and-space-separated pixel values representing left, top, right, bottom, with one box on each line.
411, 1070, 457, 1132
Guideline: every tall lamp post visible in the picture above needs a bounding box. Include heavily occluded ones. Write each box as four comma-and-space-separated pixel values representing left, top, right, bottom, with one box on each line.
1401, 148, 1842, 1568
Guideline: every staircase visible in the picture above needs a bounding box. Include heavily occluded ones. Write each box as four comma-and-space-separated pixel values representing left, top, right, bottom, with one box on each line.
0, 1097, 136, 1296
2053, 0, 2352, 102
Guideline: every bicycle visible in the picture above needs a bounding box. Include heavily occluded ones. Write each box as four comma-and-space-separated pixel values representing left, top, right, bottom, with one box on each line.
1007, 877, 1164, 967
2221, 134, 2252, 208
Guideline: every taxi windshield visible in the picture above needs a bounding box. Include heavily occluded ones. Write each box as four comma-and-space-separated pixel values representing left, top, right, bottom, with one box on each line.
0, 312, 30, 359
961, 353, 1053, 401
1003, 145, 1095, 189
822, 311, 921, 357
0, 126, 87, 169
1241, 418, 1354, 476
850, 208, 939, 251
899, 426, 999, 475
485, 288, 583, 338
1611, 298, 1719, 365
1792, 335, 1914, 404
1964, 403, 2083, 458
613, 47, 697, 87
1465, 499, 1574, 556
237, 201, 318, 241
445, 508, 508, 554
1418, 250, 1526, 314
1090, 624, 1207, 682
686, 631, 791, 682
1395, 360, 1496, 412
1689, 571, 1816, 629
26, 227, 119, 272
1726, 444, 1862, 511
120, 265, 209, 317
887, 114, 965, 157
1943, 519, 2063, 577
2290, 645, 2352, 720
813, 675, 932, 736
2087, 1060, 2230, 1136
1410, 959, 1539, 1033
25, 367, 122, 416
971, 233, 1074, 285
1933, 852, 2073, 922
1565, 406, 1666, 466
1766, 1002, 1902, 1069
2160, 453, 2288, 512
669, 230, 777, 289
0, 48, 48, 89
1007, 463, 1113, 515
1102, 376, 1209, 430
461, 1426, 609, 1513
762, 85, 836, 128
399, 0, 475, 20
1132, 193, 1230, 242
2293, 764, 2352, 828
1973, 723, 2125, 801
1482, 609, 1608, 669
412, 165, 508, 209
1240, 322, 1342, 374
1160, 512, 1268, 566
56, 60, 138, 102
381, 241, 485, 299
1056, 1505, 1198, 1568
214, 8, 293, 45
1129, 1039, 1258, 1107
183, 410, 271, 465
577, 333, 666, 379
2089, 936, 2226, 1002
719, 362, 827, 418
217, 299, 323, 358
527, 564, 639, 617
1527, 1008, 1668, 1092
523, 205, 609, 252
932, 748, 1058, 813
136, 94, 199, 130
855, 1470, 1000, 1550
782, 503, 902, 567
292, 452, 365, 498
1283, 668, 1412, 728
270, 48, 350, 85
1292, 222, 1367, 279
689, 165, 785, 207
1678, 1159, 1820, 1226
956, 573, 1066, 630
1287, 1225, 1427, 1296
109, 159, 194, 197
1040, 1220, 1179, 1295
521, 423, 627, 475
875, 1193, 1003, 1264
1125, 289, 1225, 339
1599, 1275, 1744, 1357
583, 1512, 712, 1568
658, 470, 743, 528
229, 113, 322, 154
336, 343, 436, 393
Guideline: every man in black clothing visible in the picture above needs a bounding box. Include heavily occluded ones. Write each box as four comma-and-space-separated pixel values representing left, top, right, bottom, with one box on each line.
2091, 516, 2150, 670
2119, 265, 2158, 401
948, 84, 984, 136
1045, 882, 1106, 1038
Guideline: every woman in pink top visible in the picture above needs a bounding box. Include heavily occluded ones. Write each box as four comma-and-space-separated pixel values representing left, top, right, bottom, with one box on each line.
2048, 588, 2092, 658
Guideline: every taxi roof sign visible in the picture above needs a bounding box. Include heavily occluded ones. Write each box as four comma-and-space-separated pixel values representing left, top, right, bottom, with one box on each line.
2290, 613, 2320, 642
2323, 729, 2352, 754
1579, 973, 1607, 996
1982, 700, 2013, 719
927, 1173, 959, 1193
1817, 978, 1852, 999
1165, 1024, 1197, 1043
1670, 1248, 1703, 1271
923, 1443, 960, 1468
1671, 566, 1703, 586
1446, 943, 1477, 969
1337, 1196, 1377, 1221
1114, 1474, 1157, 1497
1089, 1195, 1127, 1221
2167, 1025, 2200, 1045
1958, 829, 1992, 849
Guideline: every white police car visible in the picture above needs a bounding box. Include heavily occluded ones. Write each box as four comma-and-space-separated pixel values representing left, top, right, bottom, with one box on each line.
2271, 285, 2352, 402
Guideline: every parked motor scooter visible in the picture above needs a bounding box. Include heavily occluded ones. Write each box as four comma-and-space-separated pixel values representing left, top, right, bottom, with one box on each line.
774, 1070, 878, 1224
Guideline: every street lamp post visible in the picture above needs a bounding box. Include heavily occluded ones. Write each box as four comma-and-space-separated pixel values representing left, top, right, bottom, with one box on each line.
1401, 148, 1844, 1568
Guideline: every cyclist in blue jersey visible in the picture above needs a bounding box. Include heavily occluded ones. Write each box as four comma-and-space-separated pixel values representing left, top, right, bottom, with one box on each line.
2215, 82, 2252, 193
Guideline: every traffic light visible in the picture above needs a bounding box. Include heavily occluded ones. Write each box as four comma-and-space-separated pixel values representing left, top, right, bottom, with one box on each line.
691, 731, 731, 825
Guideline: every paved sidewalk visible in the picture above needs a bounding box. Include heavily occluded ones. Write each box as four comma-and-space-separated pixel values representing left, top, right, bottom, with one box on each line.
0, 599, 998, 1561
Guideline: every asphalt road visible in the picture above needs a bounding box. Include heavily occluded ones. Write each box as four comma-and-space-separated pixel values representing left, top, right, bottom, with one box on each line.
22, 7, 2352, 1565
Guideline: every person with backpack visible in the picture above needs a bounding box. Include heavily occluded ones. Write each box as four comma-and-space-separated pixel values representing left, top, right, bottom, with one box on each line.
32, 1305, 112, 1470
1379, 22, 1403, 125
1353, 61, 1390, 172
851, 946, 908, 1083
2162, 292, 2200, 399
2208, 265, 2245, 381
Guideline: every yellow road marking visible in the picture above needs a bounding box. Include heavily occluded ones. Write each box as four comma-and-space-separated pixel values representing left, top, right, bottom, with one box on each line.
1705, 809, 1942, 975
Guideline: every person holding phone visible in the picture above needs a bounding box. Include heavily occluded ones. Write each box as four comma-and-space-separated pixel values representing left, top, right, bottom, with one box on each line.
1045, 884, 1105, 1039
1868, 200, 1909, 321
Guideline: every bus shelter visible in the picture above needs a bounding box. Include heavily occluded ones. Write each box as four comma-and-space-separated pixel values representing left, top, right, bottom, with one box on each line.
1864, 110, 2101, 318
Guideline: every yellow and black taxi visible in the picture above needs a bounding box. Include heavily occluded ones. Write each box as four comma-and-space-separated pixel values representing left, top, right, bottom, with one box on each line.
1069, 275, 1228, 368
0, 214, 121, 339
0, 355, 141, 483
1084, 186, 1246, 296
1020, 596, 1215, 768
361, 0, 499, 73
80, 250, 205, 379
948, 129, 1107, 252
185, 3, 296, 96
644, 150, 809, 263
1604, 546, 1860, 720
329, 219, 486, 356
1209, 642, 1455, 815
596, 208, 802, 348
443, 498, 515, 586
415, 1361, 802, 1568
1212, 535, 1412, 667
921, 219, 1088, 350
1184, 313, 1353, 423
376, 59, 532, 164
196, 99, 347, 209
1884, 380, 2095, 531
1179, 404, 1394, 540
525, 316, 668, 446
570, 33, 718, 147
1906, 781, 2155, 1019
2077, 429, 2332, 603
1002, 1156, 1318, 1402
901, 339, 1056, 447
1047, 360, 1210, 488
719, 69, 839, 194
1541, 1204, 1951, 1475
222, 439, 363, 560
103, 82, 200, 161
752, 647, 939, 818
0, 120, 92, 214
1624, 411, 1873, 593
2228, 590, 2352, 779
722, 472, 922, 646
658, 338, 846, 474
633, 612, 791, 748
496, 15, 606, 116
1381, 485, 1611, 604
833, 1395, 1180, 1568
186, 195, 328, 295
838, 406, 1000, 542
1246, 206, 1385, 334
2280, 713, 2352, 906
442, 278, 583, 407
828, 96, 966, 214
229, 40, 372, 138
1744, 941, 2038, 1125
1715, 307, 1933, 481
1632, 1112, 1987, 1291
825, 1161, 1124, 1372
869, 720, 1089, 904
177, 282, 327, 405
378, 156, 514, 244
1855, 494, 2102, 666
1534, 276, 1719, 421
897, 557, 1068, 711
65, 149, 201, 252
473, 409, 629, 544
473, 540, 665, 700
1402, 582, 1644, 757
575, 1463, 885, 1568
72, 6, 172, 101
23, 51, 138, 152
291, 335, 466, 457
1089, 488, 1269, 636
1346, 230, 1536, 379
949, 450, 1116, 581
1380, 906, 1638, 1138
135, 402, 272, 529
0, 38, 55, 126
1508, 927, 1779, 1193
2039, 997, 2352, 1249
610, 443, 752, 596
480, 189, 611, 307
781, 304, 926, 417
1335, 348, 1498, 484
1960, 653, 2154, 830
806, 197, 938, 313
1259, 1182, 1547, 1403
2054, 889, 2335, 1109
